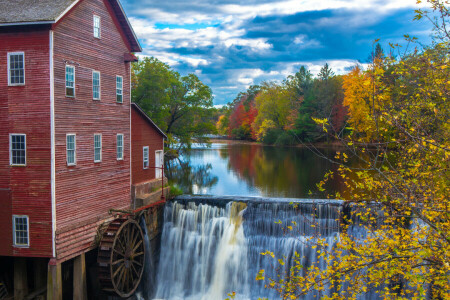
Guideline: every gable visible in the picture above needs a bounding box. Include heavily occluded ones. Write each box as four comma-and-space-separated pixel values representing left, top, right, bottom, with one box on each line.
0, 0, 141, 52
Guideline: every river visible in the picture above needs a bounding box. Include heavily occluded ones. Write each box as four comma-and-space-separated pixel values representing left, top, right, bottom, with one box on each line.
165, 141, 349, 198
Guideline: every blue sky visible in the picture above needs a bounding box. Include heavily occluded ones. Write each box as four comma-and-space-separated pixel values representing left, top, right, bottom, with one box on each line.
121, 0, 432, 106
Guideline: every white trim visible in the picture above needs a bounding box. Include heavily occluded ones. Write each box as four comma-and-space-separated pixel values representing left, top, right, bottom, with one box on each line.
143, 146, 149, 169
93, 15, 101, 39
129, 65, 132, 209
7, 52, 25, 86
66, 134, 76, 166
116, 134, 124, 160
49, 30, 56, 257
12, 215, 30, 248
54, 0, 81, 23
9, 133, 26, 166
94, 134, 102, 163
65, 64, 75, 97
92, 70, 101, 100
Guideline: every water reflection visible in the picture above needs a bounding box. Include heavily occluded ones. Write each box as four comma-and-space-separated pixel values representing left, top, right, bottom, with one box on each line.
166, 142, 348, 198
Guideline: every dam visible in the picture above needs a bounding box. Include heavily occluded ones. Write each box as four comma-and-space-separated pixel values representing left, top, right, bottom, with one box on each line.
138, 195, 375, 300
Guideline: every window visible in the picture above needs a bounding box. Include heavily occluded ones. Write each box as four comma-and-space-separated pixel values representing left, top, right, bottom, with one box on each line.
94, 134, 102, 162
116, 76, 123, 103
92, 71, 100, 100
93, 15, 101, 38
65, 65, 75, 97
143, 146, 149, 169
13, 215, 29, 247
117, 134, 123, 160
10, 134, 26, 166
66, 134, 76, 166
8, 52, 25, 85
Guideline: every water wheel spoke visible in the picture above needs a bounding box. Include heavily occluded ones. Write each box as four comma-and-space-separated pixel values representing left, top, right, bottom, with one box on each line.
129, 226, 139, 248
132, 260, 143, 267
112, 265, 125, 278
113, 248, 125, 257
132, 240, 143, 253
127, 224, 132, 245
119, 268, 128, 292
130, 261, 140, 278
111, 258, 124, 266
116, 235, 127, 253
133, 251, 144, 257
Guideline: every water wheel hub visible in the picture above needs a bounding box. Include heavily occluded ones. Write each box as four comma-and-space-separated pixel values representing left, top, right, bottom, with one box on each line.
97, 218, 145, 298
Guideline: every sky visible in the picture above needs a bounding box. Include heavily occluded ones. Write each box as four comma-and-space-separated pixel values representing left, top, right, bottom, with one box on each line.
120, 0, 432, 106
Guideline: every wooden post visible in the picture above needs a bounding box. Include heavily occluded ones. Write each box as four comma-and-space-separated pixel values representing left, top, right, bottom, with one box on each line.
73, 253, 87, 300
14, 258, 28, 300
47, 259, 62, 300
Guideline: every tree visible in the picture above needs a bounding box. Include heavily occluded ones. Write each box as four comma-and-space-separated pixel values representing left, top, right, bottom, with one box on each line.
258, 1, 450, 298
132, 57, 215, 151
253, 82, 298, 141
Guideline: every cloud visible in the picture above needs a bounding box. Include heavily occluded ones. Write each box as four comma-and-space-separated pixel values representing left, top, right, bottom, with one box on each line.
122, 0, 433, 105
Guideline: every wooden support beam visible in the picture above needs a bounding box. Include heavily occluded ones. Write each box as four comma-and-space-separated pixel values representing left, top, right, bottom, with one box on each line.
47, 259, 62, 300
73, 253, 87, 300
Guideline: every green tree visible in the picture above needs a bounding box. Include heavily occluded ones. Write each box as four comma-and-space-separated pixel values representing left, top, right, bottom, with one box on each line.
132, 57, 215, 151
253, 82, 298, 141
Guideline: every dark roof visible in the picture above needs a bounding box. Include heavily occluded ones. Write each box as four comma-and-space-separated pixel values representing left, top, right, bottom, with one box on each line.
131, 103, 168, 139
0, 0, 77, 24
0, 0, 141, 52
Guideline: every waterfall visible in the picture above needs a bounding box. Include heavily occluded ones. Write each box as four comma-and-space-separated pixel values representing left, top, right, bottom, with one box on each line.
136, 216, 155, 300
153, 197, 350, 300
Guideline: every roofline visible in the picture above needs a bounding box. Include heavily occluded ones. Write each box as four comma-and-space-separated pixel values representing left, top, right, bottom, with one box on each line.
114, 0, 142, 52
0, 21, 54, 26
131, 103, 167, 139
55, 0, 81, 23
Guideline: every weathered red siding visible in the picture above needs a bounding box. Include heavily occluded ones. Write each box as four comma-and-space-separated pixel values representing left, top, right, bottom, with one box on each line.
0, 27, 53, 257
131, 108, 164, 185
53, 0, 131, 261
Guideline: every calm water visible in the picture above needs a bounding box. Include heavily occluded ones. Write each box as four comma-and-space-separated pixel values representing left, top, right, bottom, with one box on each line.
166, 141, 348, 198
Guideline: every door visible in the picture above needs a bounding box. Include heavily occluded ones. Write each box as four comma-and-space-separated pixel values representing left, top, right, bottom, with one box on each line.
155, 150, 163, 178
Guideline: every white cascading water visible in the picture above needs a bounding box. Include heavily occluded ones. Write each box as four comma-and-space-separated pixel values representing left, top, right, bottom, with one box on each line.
153, 198, 351, 300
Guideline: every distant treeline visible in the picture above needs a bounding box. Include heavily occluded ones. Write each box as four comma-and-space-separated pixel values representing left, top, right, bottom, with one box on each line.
215, 44, 400, 145
216, 63, 348, 145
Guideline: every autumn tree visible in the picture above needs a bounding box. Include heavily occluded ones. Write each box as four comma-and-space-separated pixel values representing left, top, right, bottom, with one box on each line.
252, 81, 298, 143
132, 57, 215, 151
258, 1, 450, 298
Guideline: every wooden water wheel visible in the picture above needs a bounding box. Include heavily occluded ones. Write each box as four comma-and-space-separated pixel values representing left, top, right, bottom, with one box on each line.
97, 217, 145, 298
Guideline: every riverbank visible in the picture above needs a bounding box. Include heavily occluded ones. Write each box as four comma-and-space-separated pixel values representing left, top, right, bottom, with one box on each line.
209, 138, 346, 149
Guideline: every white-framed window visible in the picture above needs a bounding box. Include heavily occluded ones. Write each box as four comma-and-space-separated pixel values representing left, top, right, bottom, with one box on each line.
143, 146, 149, 169
65, 65, 75, 97
13, 215, 29, 247
94, 134, 102, 162
8, 52, 25, 85
10, 134, 26, 166
93, 15, 101, 38
92, 70, 100, 100
116, 76, 123, 103
116, 134, 123, 160
66, 134, 76, 166
155, 150, 163, 178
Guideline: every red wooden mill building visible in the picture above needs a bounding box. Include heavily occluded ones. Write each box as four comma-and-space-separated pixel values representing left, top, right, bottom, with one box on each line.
0, 0, 167, 299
